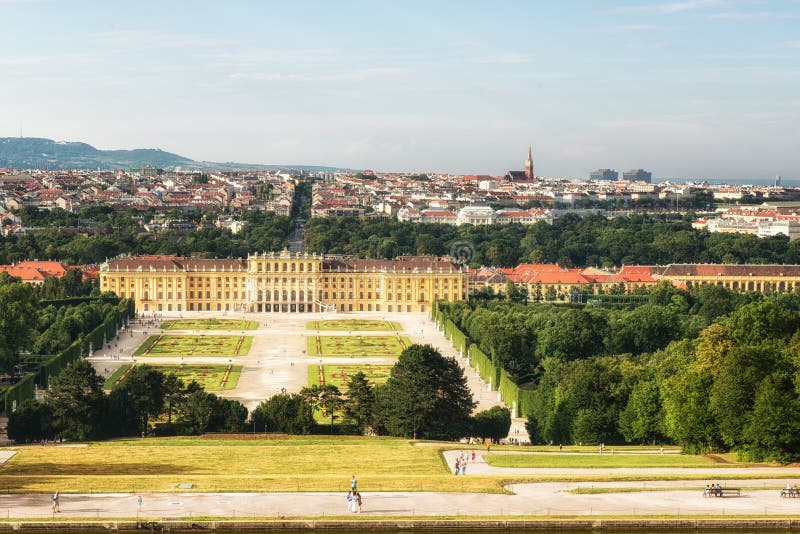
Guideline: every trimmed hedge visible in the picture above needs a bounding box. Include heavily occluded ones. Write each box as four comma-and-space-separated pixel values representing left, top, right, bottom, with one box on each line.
437, 306, 535, 419
498, 369, 536, 418
4, 373, 36, 414
39, 295, 120, 309
469, 343, 500, 389
443, 318, 468, 355
4, 298, 135, 412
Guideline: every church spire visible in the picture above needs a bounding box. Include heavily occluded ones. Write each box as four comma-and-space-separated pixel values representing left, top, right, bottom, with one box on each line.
524, 146, 534, 179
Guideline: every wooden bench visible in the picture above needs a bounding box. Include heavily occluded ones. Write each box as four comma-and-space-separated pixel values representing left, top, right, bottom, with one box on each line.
704, 488, 741, 497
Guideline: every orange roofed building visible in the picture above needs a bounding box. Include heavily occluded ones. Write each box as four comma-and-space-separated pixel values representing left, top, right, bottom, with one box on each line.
470, 263, 661, 299
0, 261, 68, 285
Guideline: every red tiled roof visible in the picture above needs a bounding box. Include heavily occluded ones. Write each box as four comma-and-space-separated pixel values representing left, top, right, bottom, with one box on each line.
660, 264, 800, 277
0, 261, 67, 281
529, 271, 591, 284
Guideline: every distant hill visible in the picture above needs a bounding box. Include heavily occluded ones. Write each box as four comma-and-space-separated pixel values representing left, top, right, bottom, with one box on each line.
0, 137, 355, 172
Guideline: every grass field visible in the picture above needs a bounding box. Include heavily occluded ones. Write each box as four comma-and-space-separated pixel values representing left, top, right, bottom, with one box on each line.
0, 436, 496, 494
0, 436, 784, 495
104, 364, 242, 391
134, 335, 252, 357
161, 319, 258, 330
306, 319, 402, 331
306, 335, 411, 357
307, 364, 393, 390
485, 453, 734, 468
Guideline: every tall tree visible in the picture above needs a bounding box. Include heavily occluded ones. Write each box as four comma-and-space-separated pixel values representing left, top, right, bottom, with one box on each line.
471, 406, 511, 443
343, 372, 375, 434
0, 277, 38, 373
115, 365, 166, 436
377, 344, 475, 440
47, 359, 105, 441
250, 393, 315, 435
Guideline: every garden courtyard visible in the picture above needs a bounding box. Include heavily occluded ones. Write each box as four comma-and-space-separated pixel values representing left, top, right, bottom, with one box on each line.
306, 319, 402, 331
134, 334, 253, 357
161, 318, 258, 330
306, 334, 411, 358
104, 363, 242, 391
307, 363, 392, 390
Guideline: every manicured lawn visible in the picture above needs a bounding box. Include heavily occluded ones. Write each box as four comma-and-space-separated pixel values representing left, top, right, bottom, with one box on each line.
306, 335, 411, 357
0, 436, 497, 494
485, 453, 735, 468
104, 364, 242, 391
307, 364, 393, 390
161, 319, 258, 330
306, 319, 402, 332
134, 335, 252, 357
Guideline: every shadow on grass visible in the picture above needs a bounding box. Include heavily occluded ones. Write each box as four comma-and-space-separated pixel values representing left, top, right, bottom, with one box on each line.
0, 462, 195, 476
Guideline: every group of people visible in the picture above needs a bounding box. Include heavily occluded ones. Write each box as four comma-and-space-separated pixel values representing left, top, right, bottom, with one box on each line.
704, 483, 724, 496
346, 475, 363, 513
782, 483, 800, 497
454, 451, 475, 475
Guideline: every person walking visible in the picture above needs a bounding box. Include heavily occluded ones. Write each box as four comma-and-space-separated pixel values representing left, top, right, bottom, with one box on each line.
356, 491, 363, 513
350, 475, 357, 491
346, 490, 356, 513
52, 491, 60, 513
137, 495, 142, 514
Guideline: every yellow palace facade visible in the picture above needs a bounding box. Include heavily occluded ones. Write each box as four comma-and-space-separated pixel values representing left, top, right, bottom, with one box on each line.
99, 251, 468, 313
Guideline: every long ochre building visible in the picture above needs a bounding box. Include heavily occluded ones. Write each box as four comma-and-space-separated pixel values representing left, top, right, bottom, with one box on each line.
99, 251, 468, 313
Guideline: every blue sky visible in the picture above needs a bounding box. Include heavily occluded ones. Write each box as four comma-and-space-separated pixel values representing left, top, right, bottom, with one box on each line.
1, 0, 798, 180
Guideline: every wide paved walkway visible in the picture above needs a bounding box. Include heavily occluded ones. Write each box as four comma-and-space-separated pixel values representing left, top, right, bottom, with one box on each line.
3, 478, 800, 519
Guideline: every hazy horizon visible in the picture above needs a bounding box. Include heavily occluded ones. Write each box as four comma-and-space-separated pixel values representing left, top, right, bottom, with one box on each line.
1, 1, 798, 181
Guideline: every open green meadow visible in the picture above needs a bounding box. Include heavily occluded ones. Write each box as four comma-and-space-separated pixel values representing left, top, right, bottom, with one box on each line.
307, 319, 402, 331
0, 436, 496, 494
306, 335, 411, 357
161, 318, 258, 330
104, 364, 242, 391
486, 453, 736, 468
134, 335, 252, 357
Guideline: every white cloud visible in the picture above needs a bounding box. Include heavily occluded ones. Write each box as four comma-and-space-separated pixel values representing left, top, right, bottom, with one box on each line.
785, 40, 800, 48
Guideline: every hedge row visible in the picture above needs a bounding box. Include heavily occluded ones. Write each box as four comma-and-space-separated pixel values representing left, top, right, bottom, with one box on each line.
39, 299, 133, 388
39, 295, 120, 309
498, 369, 536, 418
3, 298, 135, 413
4, 373, 36, 414
468, 343, 500, 390
435, 302, 536, 419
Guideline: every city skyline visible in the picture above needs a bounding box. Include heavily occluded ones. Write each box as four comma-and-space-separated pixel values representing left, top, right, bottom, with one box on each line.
1, 0, 799, 180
